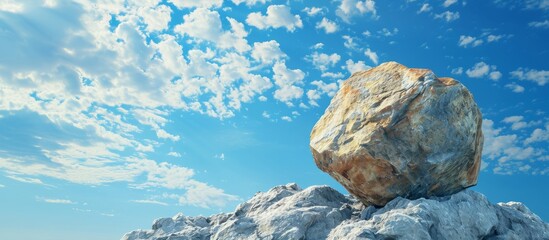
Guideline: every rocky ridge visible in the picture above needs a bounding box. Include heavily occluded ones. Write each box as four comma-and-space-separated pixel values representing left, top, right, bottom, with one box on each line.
122, 183, 549, 240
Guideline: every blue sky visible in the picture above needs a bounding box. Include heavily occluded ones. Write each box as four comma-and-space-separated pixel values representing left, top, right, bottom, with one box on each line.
0, 0, 547, 239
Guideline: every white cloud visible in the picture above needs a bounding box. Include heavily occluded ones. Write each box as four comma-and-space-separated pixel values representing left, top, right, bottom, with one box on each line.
482, 118, 549, 174
346, 59, 371, 74
281, 116, 292, 122
316, 17, 339, 34
364, 48, 379, 65
458, 33, 508, 48
451, 67, 463, 75
525, 123, 549, 145
174, 8, 250, 52
131, 199, 168, 206
307, 52, 341, 72
312, 43, 324, 49
232, 0, 270, 6
303, 7, 323, 16
168, 0, 223, 9
0, 0, 24, 12
510, 68, 549, 86
489, 71, 502, 81
465, 62, 500, 80
307, 80, 339, 106
458, 35, 483, 48
176, 181, 241, 208
466, 62, 490, 78
434, 11, 460, 22
505, 82, 525, 93
6, 175, 52, 187
38, 197, 77, 204
378, 28, 398, 37
246, 5, 303, 32
0, 1, 267, 209
215, 153, 225, 160
529, 20, 549, 28
168, 152, 182, 157
321, 72, 345, 79
336, 0, 377, 22
139, 4, 172, 32
251, 40, 287, 64
272, 62, 305, 104
487, 34, 504, 42
342, 35, 360, 51
262, 111, 271, 118
0, 183, 4, 188
503, 116, 528, 130
443, 0, 458, 7
418, 3, 432, 13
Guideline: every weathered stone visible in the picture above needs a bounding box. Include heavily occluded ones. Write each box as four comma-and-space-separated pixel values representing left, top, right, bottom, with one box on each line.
122, 184, 549, 240
310, 61, 483, 206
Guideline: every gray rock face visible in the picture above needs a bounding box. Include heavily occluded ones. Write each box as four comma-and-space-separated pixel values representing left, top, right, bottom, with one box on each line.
310, 61, 483, 206
122, 184, 549, 240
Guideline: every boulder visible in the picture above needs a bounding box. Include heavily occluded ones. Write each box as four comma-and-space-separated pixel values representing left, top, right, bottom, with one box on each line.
310, 61, 483, 206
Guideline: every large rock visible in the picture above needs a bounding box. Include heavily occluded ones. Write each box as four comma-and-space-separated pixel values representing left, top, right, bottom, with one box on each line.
122, 184, 549, 240
310, 61, 483, 206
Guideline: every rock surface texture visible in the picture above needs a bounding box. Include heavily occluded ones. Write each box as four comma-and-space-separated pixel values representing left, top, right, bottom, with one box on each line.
310, 61, 484, 206
122, 184, 549, 240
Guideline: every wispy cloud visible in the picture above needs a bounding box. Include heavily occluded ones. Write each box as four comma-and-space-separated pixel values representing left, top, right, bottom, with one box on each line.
37, 197, 76, 205
131, 199, 168, 206
6, 175, 53, 187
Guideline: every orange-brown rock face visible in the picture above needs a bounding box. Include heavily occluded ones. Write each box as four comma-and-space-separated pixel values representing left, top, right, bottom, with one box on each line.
310, 62, 483, 207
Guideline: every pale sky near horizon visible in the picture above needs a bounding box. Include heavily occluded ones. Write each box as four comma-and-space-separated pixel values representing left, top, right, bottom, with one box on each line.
0, 0, 548, 239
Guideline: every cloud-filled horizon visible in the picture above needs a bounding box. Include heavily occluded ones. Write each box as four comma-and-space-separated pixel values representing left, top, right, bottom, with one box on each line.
0, 0, 547, 239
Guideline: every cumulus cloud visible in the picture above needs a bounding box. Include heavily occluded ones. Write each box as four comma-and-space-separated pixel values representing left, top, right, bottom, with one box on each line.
465, 62, 501, 80
303, 6, 324, 16
168, 152, 182, 157
364, 48, 379, 65
246, 5, 303, 32
434, 11, 460, 22
316, 17, 339, 34
458, 35, 483, 48
0, 1, 286, 208
346, 59, 371, 74
174, 8, 250, 52
510, 68, 549, 86
168, 0, 223, 9
272, 62, 305, 104
482, 118, 549, 174
231, 0, 270, 6
307, 80, 339, 106
342, 35, 360, 51
251, 40, 287, 64
336, 0, 377, 22
306, 52, 341, 72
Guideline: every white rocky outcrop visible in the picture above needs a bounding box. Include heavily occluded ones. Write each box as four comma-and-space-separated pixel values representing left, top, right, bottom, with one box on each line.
122, 184, 548, 240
